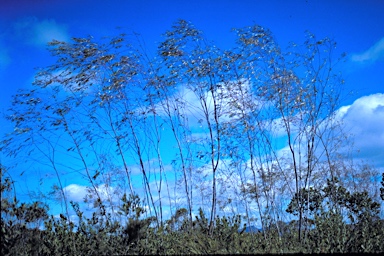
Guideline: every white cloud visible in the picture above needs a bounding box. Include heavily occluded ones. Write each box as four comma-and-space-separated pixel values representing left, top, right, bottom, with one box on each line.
14, 17, 70, 47
338, 93, 384, 167
270, 114, 304, 138
334, 105, 351, 120
63, 183, 121, 203
63, 184, 87, 202
272, 93, 384, 167
151, 79, 257, 127
350, 37, 384, 63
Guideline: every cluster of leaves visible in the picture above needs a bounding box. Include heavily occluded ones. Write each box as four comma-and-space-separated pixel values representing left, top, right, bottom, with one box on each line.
286, 177, 384, 253
2, 166, 383, 255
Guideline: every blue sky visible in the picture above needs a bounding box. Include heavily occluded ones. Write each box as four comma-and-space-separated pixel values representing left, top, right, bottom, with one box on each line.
1, 0, 384, 220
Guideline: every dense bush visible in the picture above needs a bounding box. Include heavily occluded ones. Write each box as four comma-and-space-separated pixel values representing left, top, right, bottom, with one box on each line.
2, 167, 383, 255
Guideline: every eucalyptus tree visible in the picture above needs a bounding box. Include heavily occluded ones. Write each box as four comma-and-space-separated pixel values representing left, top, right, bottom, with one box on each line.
2, 34, 162, 223
1, 19, 361, 239
157, 20, 232, 233
215, 26, 348, 241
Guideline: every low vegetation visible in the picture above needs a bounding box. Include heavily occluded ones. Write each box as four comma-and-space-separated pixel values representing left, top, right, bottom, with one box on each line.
2, 165, 383, 254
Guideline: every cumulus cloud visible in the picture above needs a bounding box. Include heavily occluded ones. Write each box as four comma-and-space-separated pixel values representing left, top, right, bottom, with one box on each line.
273, 93, 384, 168
270, 114, 304, 138
150, 79, 257, 126
63, 184, 87, 202
14, 17, 70, 47
63, 183, 121, 203
338, 93, 384, 167
350, 37, 384, 63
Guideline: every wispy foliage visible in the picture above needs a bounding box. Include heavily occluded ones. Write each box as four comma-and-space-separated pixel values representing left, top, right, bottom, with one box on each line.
1, 20, 383, 254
